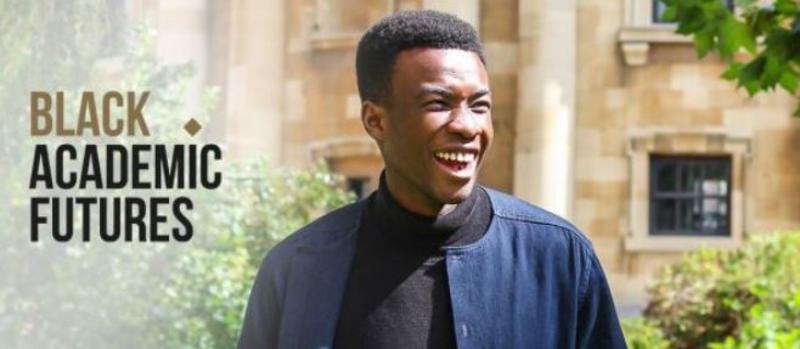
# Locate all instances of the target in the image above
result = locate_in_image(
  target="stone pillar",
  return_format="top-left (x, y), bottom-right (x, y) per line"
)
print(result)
top-left (223, 0), bottom-right (285, 162)
top-left (514, 0), bottom-right (577, 218)
top-left (422, 0), bottom-right (480, 31)
top-left (156, 0), bottom-right (209, 125)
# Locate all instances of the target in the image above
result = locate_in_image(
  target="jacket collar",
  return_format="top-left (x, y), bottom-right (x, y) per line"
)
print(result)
top-left (286, 187), bottom-right (508, 347)
top-left (293, 187), bottom-right (512, 252)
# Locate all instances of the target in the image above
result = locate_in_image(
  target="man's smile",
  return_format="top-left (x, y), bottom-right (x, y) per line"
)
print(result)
top-left (433, 148), bottom-right (479, 179)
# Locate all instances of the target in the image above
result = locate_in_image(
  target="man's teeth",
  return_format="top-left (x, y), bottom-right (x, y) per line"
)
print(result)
top-left (435, 152), bottom-right (476, 163)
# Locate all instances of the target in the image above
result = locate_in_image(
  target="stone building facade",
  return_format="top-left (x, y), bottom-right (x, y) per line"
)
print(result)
top-left (143, 0), bottom-right (800, 311)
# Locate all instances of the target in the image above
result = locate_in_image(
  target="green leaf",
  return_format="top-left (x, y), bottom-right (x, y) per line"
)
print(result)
top-left (694, 30), bottom-right (715, 58)
top-left (739, 56), bottom-right (766, 96)
top-left (775, 0), bottom-right (798, 15)
top-left (718, 15), bottom-right (756, 60)
top-left (760, 55), bottom-right (782, 89)
top-left (778, 69), bottom-right (798, 93)
top-left (661, 5), bottom-right (678, 22)
top-left (677, 7), bottom-right (709, 34)
top-left (743, 75), bottom-right (762, 96)
top-left (765, 27), bottom-right (793, 59)
top-left (749, 7), bottom-right (779, 37)
top-left (722, 62), bottom-right (744, 80)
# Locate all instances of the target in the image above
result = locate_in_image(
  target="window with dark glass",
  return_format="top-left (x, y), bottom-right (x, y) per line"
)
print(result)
top-left (346, 177), bottom-right (369, 199)
top-left (653, 0), bottom-right (735, 23)
top-left (649, 155), bottom-right (731, 236)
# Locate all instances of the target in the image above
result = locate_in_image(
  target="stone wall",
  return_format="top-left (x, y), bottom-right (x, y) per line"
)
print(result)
top-left (153, 0), bottom-right (800, 310)
top-left (576, 0), bottom-right (800, 308)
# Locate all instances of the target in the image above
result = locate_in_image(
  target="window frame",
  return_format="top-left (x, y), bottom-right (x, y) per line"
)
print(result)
top-left (648, 155), bottom-right (733, 237)
top-left (651, 0), bottom-right (735, 24)
top-left (624, 128), bottom-right (751, 252)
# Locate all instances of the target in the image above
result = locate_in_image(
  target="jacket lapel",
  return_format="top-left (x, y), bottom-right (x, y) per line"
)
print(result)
top-left (295, 241), bottom-right (356, 348)
top-left (279, 201), bottom-right (364, 348)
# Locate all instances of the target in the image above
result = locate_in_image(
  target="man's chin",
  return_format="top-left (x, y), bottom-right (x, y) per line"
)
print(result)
top-left (436, 181), bottom-right (476, 204)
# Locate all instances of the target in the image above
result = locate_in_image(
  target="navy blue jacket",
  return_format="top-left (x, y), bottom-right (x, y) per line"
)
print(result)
top-left (238, 188), bottom-right (627, 348)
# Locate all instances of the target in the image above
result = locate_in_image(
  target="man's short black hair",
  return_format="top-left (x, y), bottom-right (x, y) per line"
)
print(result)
top-left (355, 10), bottom-right (485, 104)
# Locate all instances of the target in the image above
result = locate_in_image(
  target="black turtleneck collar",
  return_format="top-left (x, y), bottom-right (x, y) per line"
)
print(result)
top-left (333, 171), bottom-right (493, 348)
top-left (368, 171), bottom-right (492, 250)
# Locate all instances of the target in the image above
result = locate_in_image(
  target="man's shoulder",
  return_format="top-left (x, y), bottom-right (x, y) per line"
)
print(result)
top-left (483, 187), bottom-right (593, 249)
top-left (262, 199), bottom-right (366, 264)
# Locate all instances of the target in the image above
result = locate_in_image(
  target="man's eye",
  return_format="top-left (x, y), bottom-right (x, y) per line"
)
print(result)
top-left (471, 102), bottom-right (491, 114)
top-left (425, 101), bottom-right (449, 110)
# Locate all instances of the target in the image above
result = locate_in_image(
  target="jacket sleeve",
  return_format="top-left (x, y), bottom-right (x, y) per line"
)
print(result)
top-left (238, 253), bottom-right (283, 349)
top-left (576, 253), bottom-right (628, 349)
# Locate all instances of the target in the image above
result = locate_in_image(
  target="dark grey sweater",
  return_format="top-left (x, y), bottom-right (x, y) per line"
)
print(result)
top-left (333, 175), bottom-right (492, 348)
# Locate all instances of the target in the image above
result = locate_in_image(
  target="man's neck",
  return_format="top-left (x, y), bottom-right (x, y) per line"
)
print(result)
top-left (383, 171), bottom-right (452, 217)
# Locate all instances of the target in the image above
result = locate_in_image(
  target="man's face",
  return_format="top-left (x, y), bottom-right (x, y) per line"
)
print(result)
top-left (372, 48), bottom-right (493, 216)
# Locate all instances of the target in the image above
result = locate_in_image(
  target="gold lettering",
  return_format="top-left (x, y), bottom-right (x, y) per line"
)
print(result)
top-left (103, 91), bottom-right (124, 136)
top-left (77, 92), bottom-right (100, 136)
top-left (30, 91), bottom-right (52, 136)
top-left (127, 91), bottom-right (150, 136)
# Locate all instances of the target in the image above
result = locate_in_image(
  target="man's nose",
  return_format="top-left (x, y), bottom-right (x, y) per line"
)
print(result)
top-left (446, 106), bottom-right (482, 139)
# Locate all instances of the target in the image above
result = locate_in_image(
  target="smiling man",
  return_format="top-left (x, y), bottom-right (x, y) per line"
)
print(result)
top-left (238, 10), bottom-right (626, 349)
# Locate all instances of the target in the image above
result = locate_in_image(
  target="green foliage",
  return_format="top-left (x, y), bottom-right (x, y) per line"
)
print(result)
top-left (0, 2), bottom-right (215, 347)
top-left (0, 2), bottom-right (354, 347)
top-left (0, 156), bottom-right (355, 348)
top-left (0, 0), bottom-right (111, 169)
top-left (710, 304), bottom-right (800, 349)
top-left (147, 159), bottom-right (355, 349)
top-left (660, 0), bottom-right (800, 116)
top-left (622, 317), bottom-right (670, 349)
top-left (643, 232), bottom-right (800, 348)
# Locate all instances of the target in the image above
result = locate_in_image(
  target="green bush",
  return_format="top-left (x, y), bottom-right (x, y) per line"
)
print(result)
top-left (147, 159), bottom-right (355, 348)
top-left (0, 156), bottom-right (355, 348)
top-left (643, 232), bottom-right (800, 348)
top-left (622, 317), bottom-right (670, 349)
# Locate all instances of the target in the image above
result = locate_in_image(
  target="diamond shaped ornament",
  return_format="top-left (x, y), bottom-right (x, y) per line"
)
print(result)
top-left (183, 118), bottom-right (202, 136)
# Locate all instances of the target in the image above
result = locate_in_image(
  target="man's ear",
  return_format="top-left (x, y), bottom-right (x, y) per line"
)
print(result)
top-left (361, 101), bottom-right (389, 143)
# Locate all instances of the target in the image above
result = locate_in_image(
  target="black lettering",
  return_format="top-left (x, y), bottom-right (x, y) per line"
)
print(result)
top-left (131, 144), bottom-right (151, 189)
top-left (52, 197), bottom-right (73, 242)
top-left (55, 144), bottom-right (77, 189)
top-left (107, 144), bottom-right (128, 189)
top-left (30, 145), bottom-right (53, 189)
top-left (79, 145), bottom-right (103, 189)
top-left (124, 197), bottom-right (147, 241)
top-left (155, 144), bottom-right (184, 189)
top-left (172, 197), bottom-right (193, 242)
top-left (188, 144), bottom-right (197, 189)
top-left (200, 145), bottom-right (222, 189)
top-left (75, 197), bottom-right (96, 242)
top-left (30, 197), bottom-right (49, 242)
top-left (99, 197), bottom-right (122, 241)
top-left (149, 197), bottom-right (170, 242)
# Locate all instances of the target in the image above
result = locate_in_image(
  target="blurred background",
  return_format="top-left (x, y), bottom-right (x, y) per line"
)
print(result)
top-left (1, 0), bottom-right (799, 348)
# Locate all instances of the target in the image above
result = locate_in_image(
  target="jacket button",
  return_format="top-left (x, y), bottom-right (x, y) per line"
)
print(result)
top-left (460, 323), bottom-right (470, 337)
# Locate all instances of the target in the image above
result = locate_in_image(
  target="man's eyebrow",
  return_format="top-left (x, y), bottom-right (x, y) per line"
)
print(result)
top-left (415, 86), bottom-right (491, 100)
top-left (469, 88), bottom-right (491, 101)
top-left (416, 86), bottom-right (454, 99)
